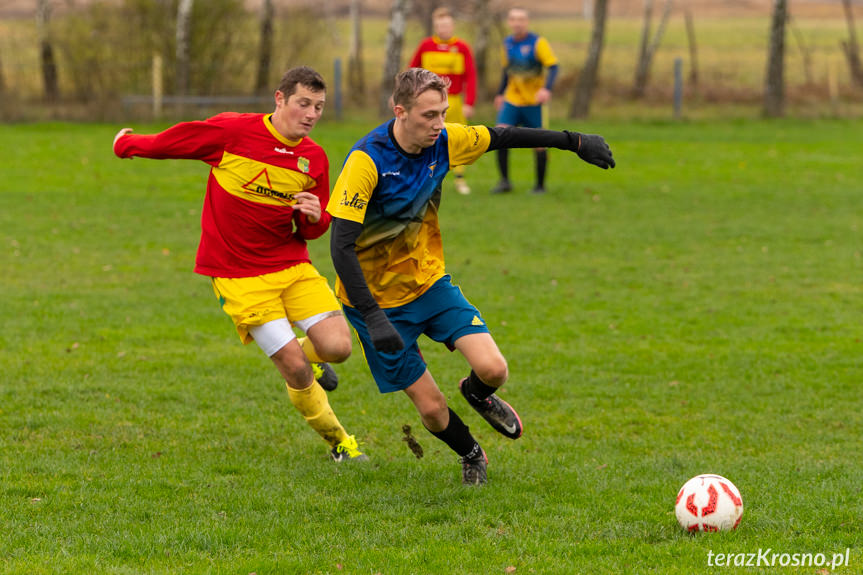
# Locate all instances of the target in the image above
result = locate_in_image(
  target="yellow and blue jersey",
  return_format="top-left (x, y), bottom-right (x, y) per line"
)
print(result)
top-left (327, 120), bottom-right (491, 308)
top-left (501, 32), bottom-right (558, 107)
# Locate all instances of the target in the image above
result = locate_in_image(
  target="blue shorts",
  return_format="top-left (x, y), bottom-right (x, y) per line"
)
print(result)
top-left (497, 101), bottom-right (544, 128)
top-left (343, 275), bottom-right (490, 393)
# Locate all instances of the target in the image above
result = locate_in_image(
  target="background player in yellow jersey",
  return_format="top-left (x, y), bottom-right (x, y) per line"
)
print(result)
top-left (492, 7), bottom-right (560, 195)
top-left (409, 7), bottom-right (477, 195)
top-left (112, 67), bottom-right (367, 462)
top-left (327, 68), bottom-right (614, 485)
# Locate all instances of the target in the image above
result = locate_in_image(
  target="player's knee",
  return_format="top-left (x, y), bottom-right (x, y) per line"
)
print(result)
top-left (273, 352), bottom-right (314, 388)
top-left (316, 337), bottom-right (352, 364)
top-left (417, 395), bottom-right (449, 426)
top-left (475, 358), bottom-right (508, 388)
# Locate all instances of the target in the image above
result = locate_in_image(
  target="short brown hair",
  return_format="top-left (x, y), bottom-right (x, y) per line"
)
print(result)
top-left (391, 68), bottom-right (451, 110)
top-left (432, 7), bottom-right (453, 20)
top-left (277, 66), bottom-right (326, 97)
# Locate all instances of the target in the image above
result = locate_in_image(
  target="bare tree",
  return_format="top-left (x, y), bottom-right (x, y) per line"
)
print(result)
top-left (176, 0), bottom-right (194, 97)
top-left (472, 0), bottom-right (492, 101)
top-left (380, 0), bottom-right (412, 116)
top-left (414, 0), bottom-right (441, 37)
top-left (348, 0), bottom-right (365, 101)
top-left (633, 0), bottom-right (673, 98)
top-left (254, 0), bottom-right (274, 95)
top-left (841, 0), bottom-right (863, 87)
top-left (764, 0), bottom-right (787, 118)
top-left (787, 13), bottom-right (813, 86)
top-left (0, 46), bottom-right (6, 95)
top-left (570, 0), bottom-right (609, 119)
top-left (36, 0), bottom-right (59, 100)
top-left (684, 8), bottom-right (698, 86)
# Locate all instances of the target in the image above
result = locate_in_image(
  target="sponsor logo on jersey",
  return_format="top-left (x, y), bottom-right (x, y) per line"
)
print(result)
top-left (382, 170), bottom-right (401, 177)
top-left (242, 168), bottom-right (296, 202)
top-left (340, 191), bottom-right (367, 210)
top-left (471, 315), bottom-right (484, 326)
top-left (274, 147), bottom-right (294, 155)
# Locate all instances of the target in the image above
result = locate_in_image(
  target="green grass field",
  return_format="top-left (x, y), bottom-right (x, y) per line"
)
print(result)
top-left (1, 117), bottom-right (862, 574)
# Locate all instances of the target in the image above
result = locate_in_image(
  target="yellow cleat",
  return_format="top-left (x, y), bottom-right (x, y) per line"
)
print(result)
top-left (330, 435), bottom-right (369, 462)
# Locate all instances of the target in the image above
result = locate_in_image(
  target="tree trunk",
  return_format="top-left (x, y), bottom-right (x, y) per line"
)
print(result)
top-left (635, 0), bottom-right (653, 89)
top-left (254, 0), bottom-right (274, 95)
top-left (348, 0), bottom-right (365, 102)
top-left (472, 0), bottom-right (492, 101)
top-left (380, 0), bottom-right (411, 116)
top-left (0, 46), bottom-right (6, 95)
top-left (633, 0), bottom-right (673, 98)
top-left (841, 0), bottom-right (863, 87)
top-left (684, 8), bottom-right (698, 86)
top-left (176, 0), bottom-right (194, 97)
top-left (787, 13), bottom-right (813, 86)
top-left (414, 0), bottom-right (440, 37)
top-left (36, 0), bottom-right (59, 101)
top-left (763, 0), bottom-right (787, 118)
top-left (570, 0), bottom-right (608, 119)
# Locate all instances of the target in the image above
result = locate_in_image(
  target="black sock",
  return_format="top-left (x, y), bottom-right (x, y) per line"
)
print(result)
top-left (463, 370), bottom-right (497, 402)
top-left (427, 408), bottom-right (479, 457)
top-left (497, 148), bottom-right (509, 181)
top-left (535, 149), bottom-right (547, 188)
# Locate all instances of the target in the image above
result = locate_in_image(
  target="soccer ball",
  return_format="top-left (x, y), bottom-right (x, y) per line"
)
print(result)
top-left (675, 474), bottom-right (743, 532)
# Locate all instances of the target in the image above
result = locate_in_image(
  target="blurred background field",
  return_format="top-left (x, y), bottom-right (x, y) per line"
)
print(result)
top-left (0, 0), bottom-right (861, 122)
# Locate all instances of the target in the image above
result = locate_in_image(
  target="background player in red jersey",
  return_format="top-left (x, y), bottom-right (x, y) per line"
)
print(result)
top-left (112, 67), bottom-right (367, 462)
top-left (409, 6), bottom-right (477, 195)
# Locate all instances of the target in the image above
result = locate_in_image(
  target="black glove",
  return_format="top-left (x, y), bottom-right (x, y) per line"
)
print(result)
top-left (363, 308), bottom-right (404, 353)
top-left (566, 131), bottom-right (616, 169)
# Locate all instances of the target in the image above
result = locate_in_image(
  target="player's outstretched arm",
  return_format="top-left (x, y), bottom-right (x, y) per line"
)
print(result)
top-left (487, 126), bottom-right (616, 169)
top-left (330, 218), bottom-right (404, 353)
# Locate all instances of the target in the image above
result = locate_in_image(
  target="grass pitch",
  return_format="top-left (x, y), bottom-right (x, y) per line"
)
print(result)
top-left (1, 118), bottom-right (861, 574)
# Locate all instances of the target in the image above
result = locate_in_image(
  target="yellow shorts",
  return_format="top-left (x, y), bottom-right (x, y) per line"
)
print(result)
top-left (211, 263), bottom-right (341, 345)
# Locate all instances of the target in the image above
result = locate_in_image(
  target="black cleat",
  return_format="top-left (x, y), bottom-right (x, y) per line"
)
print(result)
top-left (460, 446), bottom-right (488, 485)
top-left (529, 186), bottom-right (546, 195)
top-left (459, 378), bottom-right (523, 439)
top-left (490, 180), bottom-right (513, 195)
top-left (312, 362), bottom-right (338, 391)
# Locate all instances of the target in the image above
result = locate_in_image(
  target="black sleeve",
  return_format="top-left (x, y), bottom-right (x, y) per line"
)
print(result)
top-left (329, 217), bottom-right (380, 316)
top-left (487, 125), bottom-right (579, 152)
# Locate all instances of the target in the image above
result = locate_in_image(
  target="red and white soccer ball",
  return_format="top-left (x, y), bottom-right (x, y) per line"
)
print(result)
top-left (675, 474), bottom-right (743, 532)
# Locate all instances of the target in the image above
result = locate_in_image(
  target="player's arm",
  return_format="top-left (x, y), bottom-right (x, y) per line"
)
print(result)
top-left (326, 151), bottom-right (403, 353)
top-left (487, 126), bottom-right (616, 169)
top-left (536, 37), bottom-right (559, 104)
top-left (113, 120), bottom-right (227, 164)
top-left (462, 44), bottom-right (477, 109)
top-left (494, 69), bottom-right (509, 106)
top-left (329, 218), bottom-right (403, 352)
top-left (408, 41), bottom-right (425, 69)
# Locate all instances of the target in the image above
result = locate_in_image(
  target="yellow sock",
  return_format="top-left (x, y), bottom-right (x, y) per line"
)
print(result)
top-left (287, 381), bottom-right (348, 448)
top-left (297, 336), bottom-right (325, 364)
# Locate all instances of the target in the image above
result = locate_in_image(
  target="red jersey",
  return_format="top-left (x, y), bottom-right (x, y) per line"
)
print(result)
top-left (114, 113), bottom-right (331, 278)
top-left (409, 36), bottom-right (477, 106)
